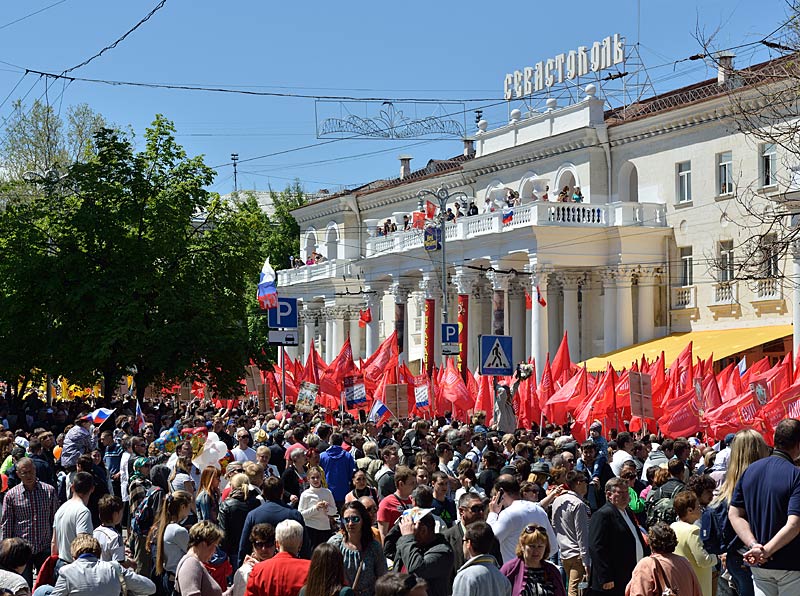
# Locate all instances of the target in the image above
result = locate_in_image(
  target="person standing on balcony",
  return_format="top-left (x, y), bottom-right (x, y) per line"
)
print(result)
top-left (467, 201), bottom-right (478, 216)
top-left (572, 187), bottom-right (584, 202)
top-left (558, 186), bottom-right (570, 202)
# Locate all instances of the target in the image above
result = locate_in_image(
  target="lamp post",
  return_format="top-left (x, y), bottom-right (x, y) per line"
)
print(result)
top-left (417, 186), bottom-right (468, 327)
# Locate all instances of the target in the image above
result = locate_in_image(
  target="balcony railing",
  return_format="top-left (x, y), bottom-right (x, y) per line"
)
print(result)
top-left (364, 201), bottom-right (667, 258)
top-left (277, 259), bottom-right (359, 287)
top-left (671, 285), bottom-right (697, 309)
top-left (754, 277), bottom-right (783, 301)
top-left (711, 281), bottom-right (738, 305)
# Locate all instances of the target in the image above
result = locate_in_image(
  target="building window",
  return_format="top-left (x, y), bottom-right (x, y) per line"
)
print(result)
top-left (718, 151), bottom-right (733, 195)
top-left (719, 240), bottom-right (734, 282)
top-left (760, 234), bottom-right (780, 278)
top-left (761, 143), bottom-right (777, 187)
top-left (680, 247), bottom-right (693, 286)
top-left (676, 161), bottom-right (692, 203)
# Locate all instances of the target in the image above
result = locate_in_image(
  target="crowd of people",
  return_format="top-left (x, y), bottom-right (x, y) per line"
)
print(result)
top-left (0, 393), bottom-right (796, 596)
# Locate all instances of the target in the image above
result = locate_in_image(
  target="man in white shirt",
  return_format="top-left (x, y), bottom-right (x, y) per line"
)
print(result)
top-left (232, 429), bottom-right (257, 463)
top-left (610, 432), bottom-right (635, 477)
top-left (486, 475), bottom-right (557, 564)
top-left (53, 471), bottom-right (94, 563)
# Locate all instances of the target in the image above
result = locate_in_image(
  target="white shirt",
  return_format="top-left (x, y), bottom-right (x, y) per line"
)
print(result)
top-left (487, 499), bottom-right (558, 564)
top-left (54, 499), bottom-right (93, 562)
top-left (93, 525), bottom-right (125, 562)
top-left (611, 450), bottom-right (634, 476)
top-left (619, 507), bottom-right (644, 562)
top-left (232, 446), bottom-right (257, 463)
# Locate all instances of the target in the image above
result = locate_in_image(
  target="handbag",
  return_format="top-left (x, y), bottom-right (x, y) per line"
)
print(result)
top-left (651, 556), bottom-right (678, 596)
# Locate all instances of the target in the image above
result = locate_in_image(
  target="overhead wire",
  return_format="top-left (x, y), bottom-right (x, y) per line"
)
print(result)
top-left (0, 0), bottom-right (68, 32)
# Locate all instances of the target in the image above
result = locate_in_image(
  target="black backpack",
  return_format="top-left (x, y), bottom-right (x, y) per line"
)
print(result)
top-left (644, 481), bottom-right (684, 528)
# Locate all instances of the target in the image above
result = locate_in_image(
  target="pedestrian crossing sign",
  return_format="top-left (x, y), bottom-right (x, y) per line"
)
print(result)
top-left (480, 335), bottom-right (513, 376)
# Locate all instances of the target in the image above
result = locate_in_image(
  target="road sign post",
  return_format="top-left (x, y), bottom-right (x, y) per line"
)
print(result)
top-left (479, 335), bottom-right (514, 376)
top-left (442, 323), bottom-right (459, 356)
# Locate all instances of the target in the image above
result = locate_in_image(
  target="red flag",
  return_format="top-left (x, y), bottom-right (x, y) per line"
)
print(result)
top-left (589, 363), bottom-right (618, 420)
top-left (319, 339), bottom-right (357, 406)
top-left (440, 358), bottom-right (473, 412)
top-left (425, 200), bottom-right (437, 219)
top-left (358, 308), bottom-right (373, 328)
top-left (536, 285), bottom-right (547, 307)
top-left (759, 382), bottom-right (800, 443)
top-left (525, 290), bottom-right (532, 310)
top-left (516, 362), bottom-right (539, 429)
top-left (373, 355), bottom-right (398, 406)
top-left (362, 332), bottom-right (398, 395)
top-left (551, 332), bottom-right (573, 385)
top-left (538, 355), bottom-right (554, 411)
top-left (545, 367), bottom-right (591, 424)
top-left (475, 373), bottom-right (493, 426)
top-left (302, 346), bottom-right (327, 385)
top-left (704, 388), bottom-right (763, 440)
top-left (658, 389), bottom-right (703, 438)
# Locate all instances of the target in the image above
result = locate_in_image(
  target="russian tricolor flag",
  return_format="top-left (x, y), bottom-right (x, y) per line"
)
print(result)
top-left (134, 400), bottom-right (146, 432)
top-left (84, 408), bottom-right (115, 425)
top-left (368, 399), bottom-right (392, 426)
top-left (257, 257), bottom-right (278, 310)
top-left (502, 208), bottom-right (514, 224)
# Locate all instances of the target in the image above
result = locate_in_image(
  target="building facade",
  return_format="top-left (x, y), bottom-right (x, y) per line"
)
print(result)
top-left (277, 55), bottom-right (798, 376)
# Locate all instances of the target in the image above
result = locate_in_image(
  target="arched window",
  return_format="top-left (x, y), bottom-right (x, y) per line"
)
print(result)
top-left (303, 229), bottom-right (318, 263)
top-left (325, 223), bottom-right (339, 261)
top-left (618, 161), bottom-right (639, 203)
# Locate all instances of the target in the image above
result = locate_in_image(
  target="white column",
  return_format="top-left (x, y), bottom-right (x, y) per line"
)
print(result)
top-left (637, 267), bottom-right (659, 344)
top-left (349, 312), bottom-right (362, 361)
top-left (332, 310), bottom-right (346, 357)
top-left (530, 268), bottom-right (550, 378)
top-left (363, 286), bottom-right (383, 357)
top-left (561, 272), bottom-right (582, 359)
top-left (602, 270), bottom-right (617, 354)
top-left (581, 273), bottom-right (600, 358)
top-left (616, 268), bottom-right (635, 350)
top-left (303, 310), bottom-right (315, 360)
top-left (547, 282), bottom-right (560, 356)
top-left (324, 315), bottom-right (334, 362)
top-left (510, 284), bottom-right (526, 365)
top-left (794, 242), bottom-right (800, 355)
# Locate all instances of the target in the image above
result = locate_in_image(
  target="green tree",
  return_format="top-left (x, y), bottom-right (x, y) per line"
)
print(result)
top-left (0, 115), bottom-right (268, 399)
top-left (0, 99), bottom-right (106, 181)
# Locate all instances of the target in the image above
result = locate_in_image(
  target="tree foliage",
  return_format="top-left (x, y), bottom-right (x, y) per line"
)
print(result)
top-left (0, 115), bottom-right (297, 399)
top-left (0, 99), bottom-right (106, 181)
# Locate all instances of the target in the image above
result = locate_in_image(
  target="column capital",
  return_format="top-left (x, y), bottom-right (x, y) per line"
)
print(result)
top-left (556, 270), bottom-right (586, 290)
top-left (419, 272), bottom-right (442, 300)
top-left (601, 267), bottom-right (617, 287)
top-left (323, 305), bottom-right (349, 319)
top-left (388, 281), bottom-right (412, 303)
top-left (526, 264), bottom-right (553, 287)
top-left (636, 265), bottom-right (663, 285)
top-left (486, 270), bottom-right (514, 291)
top-left (614, 266), bottom-right (637, 286)
top-left (453, 267), bottom-right (479, 295)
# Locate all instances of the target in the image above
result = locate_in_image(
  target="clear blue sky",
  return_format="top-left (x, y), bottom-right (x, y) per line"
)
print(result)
top-left (0, 0), bottom-right (793, 196)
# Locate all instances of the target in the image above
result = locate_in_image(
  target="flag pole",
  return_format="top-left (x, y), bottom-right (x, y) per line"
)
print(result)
top-left (281, 348), bottom-right (286, 412)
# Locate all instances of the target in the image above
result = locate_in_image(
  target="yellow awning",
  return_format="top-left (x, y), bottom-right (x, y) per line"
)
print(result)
top-left (581, 324), bottom-right (793, 372)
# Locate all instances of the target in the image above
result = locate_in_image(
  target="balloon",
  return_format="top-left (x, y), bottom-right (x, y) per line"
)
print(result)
top-left (193, 439), bottom-right (228, 471)
top-left (153, 438), bottom-right (166, 452)
top-left (218, 450), bottom-right (234, 473)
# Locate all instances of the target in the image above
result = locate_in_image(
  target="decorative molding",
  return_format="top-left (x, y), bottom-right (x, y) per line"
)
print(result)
top-left (419, 273), bottom-right (442, 300)
top-left (486, 270), bottom-right (514, 292)
top-left (388, 281), bottom-right (412, 304)
top-left (556, 271), bottom-right (585, 290)
top-left (453, 267), bottom-right (479, 295)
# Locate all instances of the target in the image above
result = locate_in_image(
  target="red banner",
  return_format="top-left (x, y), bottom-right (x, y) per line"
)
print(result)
top-left (424, 298), bottom-right (435, 377)
top-left (458, 294), bottom-right (469, 380)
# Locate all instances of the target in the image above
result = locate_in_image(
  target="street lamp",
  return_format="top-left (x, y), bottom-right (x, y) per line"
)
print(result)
top-left (416, 186), bottom-right (468, 325)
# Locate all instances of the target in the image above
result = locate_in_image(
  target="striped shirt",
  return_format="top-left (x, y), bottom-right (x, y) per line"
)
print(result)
top-left (0, 481), bottom-right (59, 554)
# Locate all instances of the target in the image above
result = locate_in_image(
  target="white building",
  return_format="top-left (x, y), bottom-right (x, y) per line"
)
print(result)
top-left (277, 53), bottom-right (798, 376)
